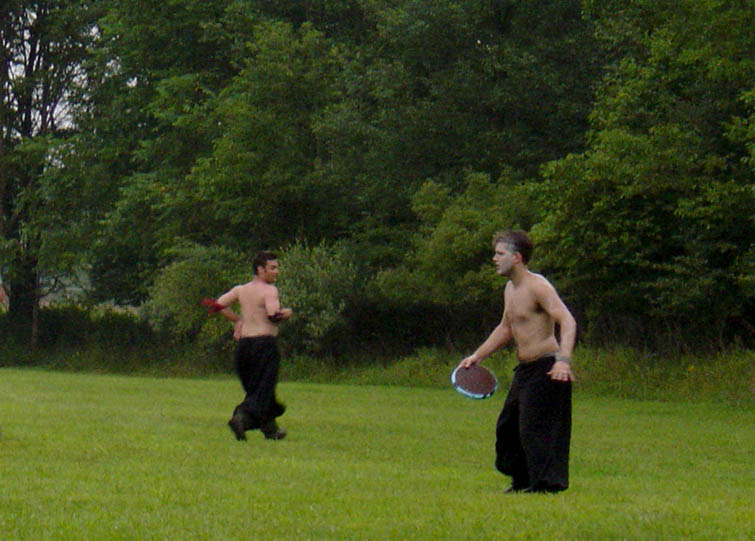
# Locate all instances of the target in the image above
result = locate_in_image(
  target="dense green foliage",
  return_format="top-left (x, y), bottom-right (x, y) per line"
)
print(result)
top-left (0, 0), bottom-right (101, 339)
top-left (275, 240), bottom-right (368, 353)
top-left (0, 0), bottom-right (752, 355)
top-left (536, 0), bottom-right (755, 348)
top-left (140, 242), bottom-right (249, 347)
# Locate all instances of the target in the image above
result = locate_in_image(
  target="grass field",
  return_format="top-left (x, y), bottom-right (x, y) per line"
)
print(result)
top-left (1, 368), bottom-right (753, 540)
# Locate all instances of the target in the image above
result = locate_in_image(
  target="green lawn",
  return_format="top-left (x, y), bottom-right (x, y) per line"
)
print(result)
top-left (1, 368), bottom-right (752, 540)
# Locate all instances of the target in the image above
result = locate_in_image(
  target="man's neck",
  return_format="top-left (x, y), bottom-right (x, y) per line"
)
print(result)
top-left (508, 265), bottom-right (529, 286)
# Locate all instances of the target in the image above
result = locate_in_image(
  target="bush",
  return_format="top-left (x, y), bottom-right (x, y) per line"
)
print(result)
top-left (276, 240), bottom-right (367, 355)
top-left (0, 304), bottom-right (153, 349)
top-left (377, 171), bottom-right (539, 308)
top-left (140, 243), bottom-right (249, 349)
top-left (88, 305), bottom-right (153, 346)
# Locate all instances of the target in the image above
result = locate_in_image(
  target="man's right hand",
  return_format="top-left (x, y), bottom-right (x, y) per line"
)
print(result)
top-left (458, 354), bottom-right (480, 369)
top-left (200, 298), bottom-right (226, 314)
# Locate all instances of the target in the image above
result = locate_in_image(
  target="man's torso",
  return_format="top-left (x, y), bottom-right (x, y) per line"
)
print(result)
top-left (505, 273), bottom-right (559, 362)
top-left (237, 281), bottom-right (279, 338)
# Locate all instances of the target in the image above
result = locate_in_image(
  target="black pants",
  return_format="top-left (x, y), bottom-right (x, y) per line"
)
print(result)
top-left (233, 336), bottom-right (285, 430)
top-left (495, 356), bottom-right (571, 492)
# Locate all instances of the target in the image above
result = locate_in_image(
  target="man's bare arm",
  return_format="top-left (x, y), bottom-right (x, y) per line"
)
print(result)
top-left (535, 279), bottom-right (577, 381)
top-left (264, 286), bottom-right (293, 322)
top-left (538, 284), bottom-right (576, 357)
top-left (269, 308), bottom-right (293, 322)
top-left (459, 314), bottom-right (513, 368)
top-left (213, 287), bottom-right (241, 323)
top-left (264, 286), bottom-right (281, 317)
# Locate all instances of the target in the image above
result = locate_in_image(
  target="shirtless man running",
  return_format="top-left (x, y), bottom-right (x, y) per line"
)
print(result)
top-left (207, 250), bottom-right (292, 441)
top-left (459, 230), bottom-right (576, 492)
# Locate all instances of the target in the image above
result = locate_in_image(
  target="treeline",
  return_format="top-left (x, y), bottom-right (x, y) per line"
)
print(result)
top-left (0, 0), bottom-right (752, 357)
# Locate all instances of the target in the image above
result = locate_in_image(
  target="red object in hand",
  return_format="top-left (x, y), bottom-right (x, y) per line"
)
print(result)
top-left (200, 298), bottom-right (226, 314)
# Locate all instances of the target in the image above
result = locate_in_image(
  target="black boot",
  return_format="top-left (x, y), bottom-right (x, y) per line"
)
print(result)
top-left (228, 413), bottom-right (247, 441)
top-left (261, 420), bottom-right (286, 440)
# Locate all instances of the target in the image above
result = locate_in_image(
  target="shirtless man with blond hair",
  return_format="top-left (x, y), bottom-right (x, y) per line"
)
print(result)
top-left (459, 229), bottom-right (576, 492)
top-left (207, 250), bottom-right (292, 441)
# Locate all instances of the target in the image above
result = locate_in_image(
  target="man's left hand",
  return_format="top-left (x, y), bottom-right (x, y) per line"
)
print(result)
top-left (547, 360), bottom-right (575, 382)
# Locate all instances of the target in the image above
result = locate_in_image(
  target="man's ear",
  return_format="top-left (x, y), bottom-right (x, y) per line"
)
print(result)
top-left (513, 251), bottom-right (523, 264)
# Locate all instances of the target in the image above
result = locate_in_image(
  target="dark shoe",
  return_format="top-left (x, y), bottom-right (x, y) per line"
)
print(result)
top-left (504, 485), bottom-right (525, 494)
top-left (523, 485), bottom-right (565, 494)
top-left (228, 414), bottom-right (246, 441)
top-left (261, 421), bottom-right (286, 440)
top-left (264, 429), bottom-right (286, 440)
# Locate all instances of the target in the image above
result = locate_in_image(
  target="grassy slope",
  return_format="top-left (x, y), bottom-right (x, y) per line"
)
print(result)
top-left (0, 368), bottom-right (753, 540)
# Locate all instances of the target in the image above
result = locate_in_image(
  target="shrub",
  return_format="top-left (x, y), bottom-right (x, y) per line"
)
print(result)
top-left (140, 243), bottom-right (249, 348)
top-left (276, 240), bottom-right (366, 354)
top-left (377, 171), bottom-right (539, 308)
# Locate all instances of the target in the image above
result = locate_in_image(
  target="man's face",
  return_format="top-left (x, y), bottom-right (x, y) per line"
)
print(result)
top-left (493, 242), bottom-right (517, 276)
top-left (257, 260), bottom-right (280, 283)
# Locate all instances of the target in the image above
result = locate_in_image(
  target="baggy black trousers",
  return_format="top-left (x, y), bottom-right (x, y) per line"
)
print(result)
top-left (233, 336), bottom-right (285, 430)
top-left (495, 356), bottom-right (571, 492)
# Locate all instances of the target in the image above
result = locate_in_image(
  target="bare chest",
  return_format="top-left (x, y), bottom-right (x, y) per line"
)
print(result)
top-left (505, 288), bottom-right (544, 325)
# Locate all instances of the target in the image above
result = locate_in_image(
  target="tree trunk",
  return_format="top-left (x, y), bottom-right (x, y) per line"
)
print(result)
top-left (7, 258), bottom-right (39, 348)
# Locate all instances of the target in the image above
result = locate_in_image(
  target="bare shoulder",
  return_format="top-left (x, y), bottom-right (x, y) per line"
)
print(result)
top-left (264, 281), bottom-right (279, 294)
top-left (234, 282), bottom-right (254, 294)
top-left (526, 272), bottom-right (563, 307)
top-left (502, 280), bottom-right (514, 305)
top-left (236, 281), bottom-right (277, 306)
top-left (234, 281), bottom-right (266, 298)
top-left (254, 280), bottom-right (280, 298)
top-left (527, 272), bottom-right (556, 293)
top-left (502, 280), bottom-right (512, 315)
top-left (527, 272), bottom-right (570, 315)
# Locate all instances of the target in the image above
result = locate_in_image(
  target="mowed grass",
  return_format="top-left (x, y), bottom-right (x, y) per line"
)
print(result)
top-left (0, 368), bottom-right (752, 540)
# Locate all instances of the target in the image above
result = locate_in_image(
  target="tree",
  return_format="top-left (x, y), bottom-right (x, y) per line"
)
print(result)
top-left (374, 170), bottom-right (542, 348)
top-left (81, 0), bottom-right (242, 304)
top-left (309, 0), bottom-right (605, 265)
top-left (0, 0), bottom-right (100, 345)
top-left (182, 20), bottom-right (344, 250)
top-left (378, 170), bottom-right (539, 306)
top-left (535, 0), bottom-right (755, 347)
